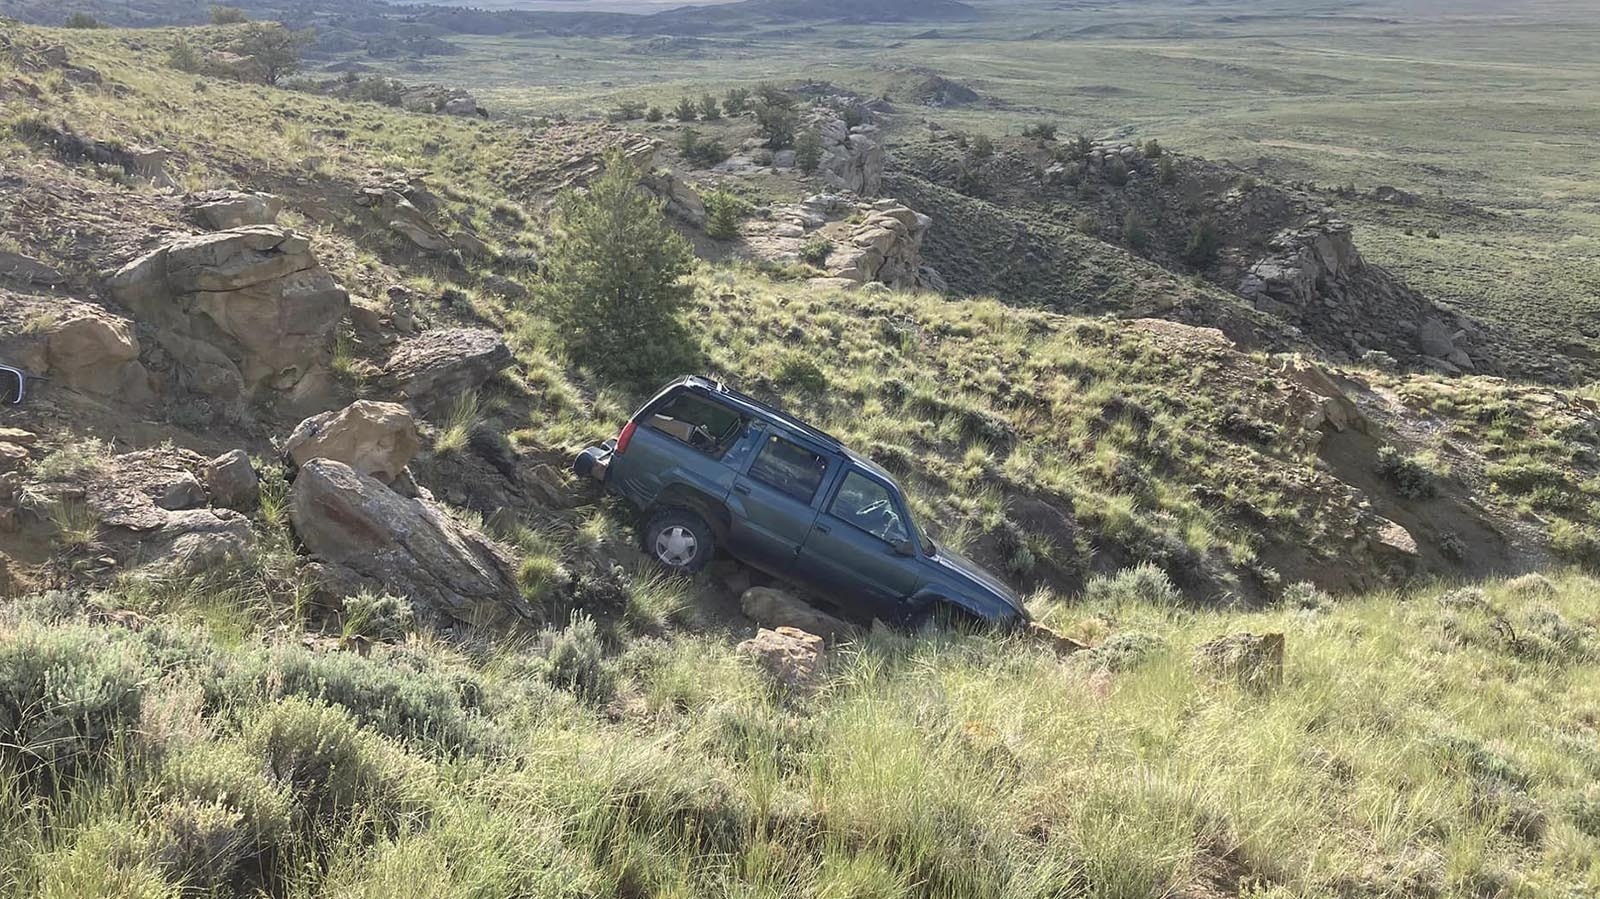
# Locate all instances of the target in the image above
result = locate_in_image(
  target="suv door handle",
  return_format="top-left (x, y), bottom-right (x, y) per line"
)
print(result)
top-left (732, 483), bottom-right (751, 495)
top-left (814, 522), bottom-right (831, 534)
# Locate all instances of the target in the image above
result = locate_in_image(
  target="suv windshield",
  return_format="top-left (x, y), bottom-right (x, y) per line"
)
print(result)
top-left (645, 391), bottom-right (744, 457)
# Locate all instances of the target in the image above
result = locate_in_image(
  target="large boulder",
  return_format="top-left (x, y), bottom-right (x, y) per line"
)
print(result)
top-left (826, 201), bottom-right (937, 289)
top-left (106, 226), bottom-right (349, 399)
top-left (380, 329), bottom-right (511, 416)
top-left (813, 114), bottom-right (885, 195)
top-left (184, 190), bottom-right (284, 231)
top-left (285, 401), bottom-right (420, 484)
top-left (205, 449), bottom-right (259, 511)
top-left (740, 586), bottom-right (853, 642)
top-left (289, 459), bottom-right (532, 628)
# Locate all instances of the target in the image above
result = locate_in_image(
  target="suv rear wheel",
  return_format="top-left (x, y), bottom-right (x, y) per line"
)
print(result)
top-left (644, 509), bottom-right (715, 574)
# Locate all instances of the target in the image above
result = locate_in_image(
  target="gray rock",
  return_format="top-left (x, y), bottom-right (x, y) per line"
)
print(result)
top-left (205, 449), bottom-right (259, 510)
top-left (185, 190), bottom-right (284, 230)
top-left (156, 473), bottom-right (207, 511)
top-left (0, 250), bottom-right (67, 286)
top-left (1417, 317), bottom-right (1457, 358)
top-left (381, 328), bottom-right (511, 416)
top-left (289, 459), bottom-right (532, 628)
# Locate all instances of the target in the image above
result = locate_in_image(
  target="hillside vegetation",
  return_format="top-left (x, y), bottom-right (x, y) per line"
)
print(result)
top-left (3, 17), bottom-right (1600, 899)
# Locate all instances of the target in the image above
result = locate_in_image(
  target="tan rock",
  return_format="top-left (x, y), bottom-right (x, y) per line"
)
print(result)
top-left (285, 400), bottom-right (420, 484)
top-left (1374, 518), bottom-right (1419, 556)
top-left (0, 443), bottom-right (28, 475)
top-left (738, 626), bottom-right (826, 691)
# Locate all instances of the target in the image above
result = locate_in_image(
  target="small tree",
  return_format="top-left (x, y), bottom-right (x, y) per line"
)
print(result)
top-left (227, 22), bottom-right (314, 85)
top-left (607, 100), bottom-right (646, 122)
top-left (167, 36), bottom-right (202, 72)
top-left (970, 134), bottom-right (994, 160)
top-left (754, 94), bottom-right (797, 150)
top-left (698, 94), bottom-right (720, 120)
top-left (1021, 121), bottom-right (1057, 141)
top-left (673, 96), bottom-right (698, 122)
top-left (1142, 138), bottom-right (1164, 159)
top-left (723, 87), bottom-right (750, 115)
top-left (704, 191), bottom-right (748, 241)
top-left (1183, 217), bottom-right (1220, 268)
top-left (539, 151), bottom-right (695, 383)
top-left (794, 128), bottom-right (822, 174)
top-left (677, 129), bottom-right (728, 168)
top-left (1122, 211), bottom-right (1148, 252)
top-left (210, 5), bottom-right (248, 24)
top-left (1157, 154), bottom-right (1176, 185)
top-left (645, 105), bottom-right (665, 122)
top-left (65, 12), bottom-right (104, 28)
top-left (1066, 133), bottom-right (1093, 160)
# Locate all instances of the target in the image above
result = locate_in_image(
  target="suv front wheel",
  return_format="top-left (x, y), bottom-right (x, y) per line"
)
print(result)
top-left (643, 509), bottom-right (715, 574)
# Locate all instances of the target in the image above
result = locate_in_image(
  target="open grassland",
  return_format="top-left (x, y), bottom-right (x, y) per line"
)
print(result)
top-left (5, 568), bottom-right (1600, 898)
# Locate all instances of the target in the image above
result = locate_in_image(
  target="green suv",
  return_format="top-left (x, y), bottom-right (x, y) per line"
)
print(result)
top-left (575, 376), bottom-right (1028, 627)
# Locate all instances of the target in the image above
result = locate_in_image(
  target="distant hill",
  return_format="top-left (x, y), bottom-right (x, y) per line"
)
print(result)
top-left (645, 0), bottom-right (981, 30)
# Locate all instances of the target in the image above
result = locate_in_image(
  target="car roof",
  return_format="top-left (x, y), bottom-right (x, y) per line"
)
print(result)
top-left (669, 376), bottom-right (899, 481)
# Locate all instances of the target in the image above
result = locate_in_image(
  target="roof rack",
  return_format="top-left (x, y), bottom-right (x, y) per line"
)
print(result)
top-left (695, 377), bottom-right (844, 450)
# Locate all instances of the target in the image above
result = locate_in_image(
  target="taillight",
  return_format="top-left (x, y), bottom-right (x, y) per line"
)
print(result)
top-left (615, 420), bottom-right (637, 454)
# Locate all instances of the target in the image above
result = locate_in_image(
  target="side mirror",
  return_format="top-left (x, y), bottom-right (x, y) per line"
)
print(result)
top-left (894, 539), bottom-right (917, 557)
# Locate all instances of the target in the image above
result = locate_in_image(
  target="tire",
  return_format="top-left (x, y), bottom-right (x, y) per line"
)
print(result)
top-left (907, 599), bottom-right (982, 634)
top-left (643, 509), bottom-right (715, 574)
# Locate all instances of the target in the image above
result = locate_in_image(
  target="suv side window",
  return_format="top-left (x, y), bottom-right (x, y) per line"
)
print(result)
top-left (829, 470), bottom-right (909, 545)
top-left (748, 433), bottom-right (828, 503)
top-left (644, 391), bottom-right (745, 458)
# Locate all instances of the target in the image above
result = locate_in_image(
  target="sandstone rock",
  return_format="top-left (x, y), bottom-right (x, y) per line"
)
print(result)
top-left (285, 400), bottom-right (420, 484)
top-left (740, 586), bottom-right (853, 642)
top-left (185, 190), bottom-right (284, 230)
top-left (43, 312), bottom-right (154, 402)
top-left (1373, 518), bottom-right (1419, 556)
top-left (205, 449), bottom-right (259, 510)
top-left (381, 329), bottom-right (511, 416)
top-left (0, 250), bottom-right (66, 286)
top-left (738, 626), bottom-right (826, 690)
top-left (145, 509), bottom-right (255, 577)
top-left (641, 168), bottom-right (706, 227)
top-left (1029, 621), bottom-right (1089, 655)
top-left (289, 459), bottom-right (532, 628)
top-left (442, 97), bottom-right (481, 117)
top-left (481, 275), bottom-right (529, 301)
top-left (0, 428), bottom-right (38, 446)
top-left (107, 226), bottom-right (349, 399)
top-left (0, 443), bottom-right (28, 475)
top-left (1278, 354), bottom-right (1365, 433)
top-left (453, 231), bottom-right (492, 259)
top-left (813, 115), bottom-right (884, 195)
top-left (825, 202), bottom-right (937, 289)
top-left (1195, 632), bottom-right (1284, 692)
top-left (1239, 221), bottom-right (1364, 310)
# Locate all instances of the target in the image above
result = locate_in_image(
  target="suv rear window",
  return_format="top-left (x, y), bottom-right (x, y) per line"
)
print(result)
top-left (645, 392), bottom-right (744, 457)
top-left (749, 433), bottom-right (828, 503)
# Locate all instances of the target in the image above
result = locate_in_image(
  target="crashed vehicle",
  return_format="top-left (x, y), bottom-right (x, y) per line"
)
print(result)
top-left (576, 376), bottom-right (1028, 627)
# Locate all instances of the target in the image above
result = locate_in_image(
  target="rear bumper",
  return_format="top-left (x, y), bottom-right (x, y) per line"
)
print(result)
top-left (573, 441), bottom-right (615, 482)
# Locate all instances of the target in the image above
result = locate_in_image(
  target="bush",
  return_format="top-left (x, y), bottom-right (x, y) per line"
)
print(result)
top-left (723, 87), bottom-right (750, 114)
top-left (1183, 217), bottom-right (1220, 268)
top-left (795, 128), bottom-right (823, 174)
top-left (1084, 563), bottom-right (1182, 607)
top-left (343, 591), bottom-right (415, 642)
top-left (1121, 211), bottom-right (1148, 252)
top-left (539, 613), bottom-right (615, 703)
top-left (210, 5), bottom-right (248, 24)
top-left (798, 236), bottom-right (832, 266)
top-left (704, 190), bottom-right (749, 240)
top-left (1157, 154), bottom-right (1176, 184)
top-left (161, 740), bottom-right (294, 856)
top-left (1088, 631), bottom-right (1167, 672)
top-left (232, 645), bottom-right (490, 755)
top-left (247, 699), bottom-right (401, 818)
top-left (754, 92), bottom-right (797, 149)
top-left (644, 105), bottom-right (664, 122)
top-left (1073, 212), bottom-right (1100, 236)
top-left (673, 96), bottom-right (698, 122)
top-left (1282, 581), bottom-right (1333, 613)
top-left (1104, 156), bottom-right (1130, 186)
top-left (150, 799), bottom-right (251, 890)
top-left (1375, 446), bottom-right (1441, 499)
top-left (167, 36), bottom-right (202, 73)
top-left (1021, 121), bottom-right (1057, 141)
top-left (65, 12), bottom-right (104, 27)
top-left (607, 100), bottom-right (646, 122)
top-left (698, 93), bottom-right (721, 120)
top-left (970, 134), bottom-right (994, 160)
top-left (677, 128), bottom-right (729, 168)
top-left (775, 352), bottom-right (829, 392)
top-left (0, 622), bottom-right (146, 775)
top-left (538, 150), bottom-right (695, 384)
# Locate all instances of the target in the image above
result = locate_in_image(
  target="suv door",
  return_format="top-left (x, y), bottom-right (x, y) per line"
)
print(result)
top-left (725, 428), bottom-right (831, 576)
top-left (795, 467), bottom-right (923, 621)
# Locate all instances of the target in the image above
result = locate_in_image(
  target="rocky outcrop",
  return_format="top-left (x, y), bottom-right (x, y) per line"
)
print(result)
top-left (1277, 354), bottom-right (1365, 434)
top-left (827, 201), bottom-right (939, 289)
top-left (0, 250), bottom-right (66, 287)
top-left (0, 297), bottom-right (155, 404)
top-left (814, 115), bottom-right (885, 196)
top-left (740, 586), bottom-right (853, 641)
top-left (184, 190), bottom-right (284, 231)
top-left (380, 329), bottom-right (511, 416)
top-left (107, 226), bottom-right (349, 400)
top-left (356, 173), bottom-right (489, 257)
top-left (289, 459), bottom-right (531, 628)
top-left (285, 401), bottom-right (420, 484)
top-left (641, 168), bottom-right (706, 227)
top-left (738, 626), bottom-right (827, 691)
top-left (1239, 220), bottom-right (1365, 310)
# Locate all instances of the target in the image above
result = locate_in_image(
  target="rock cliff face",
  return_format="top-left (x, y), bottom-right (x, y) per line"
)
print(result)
top-left (737, 195), bottom-right (944, 291)
top-left (107, 225), bottom-right (350, 402)
top-left (813, 114), bottom-right (885, 196)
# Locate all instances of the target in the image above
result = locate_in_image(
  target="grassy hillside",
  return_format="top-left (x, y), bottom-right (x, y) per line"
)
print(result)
top-left (5, 570), bottom-right (1600, 897)
top-left (5, 20), bottom-right (1600, 899)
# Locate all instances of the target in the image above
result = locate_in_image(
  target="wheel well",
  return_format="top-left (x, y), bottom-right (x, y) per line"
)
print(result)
top-left (650, 485), bottom-right (732, 543)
